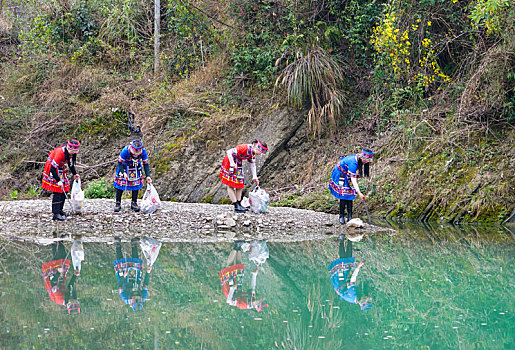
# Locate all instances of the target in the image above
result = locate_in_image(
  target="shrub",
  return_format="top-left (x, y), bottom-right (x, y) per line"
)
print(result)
top-left (84, 177), bottom-right (115, 199)
top-left (276, 46), bottom-right (346, 137)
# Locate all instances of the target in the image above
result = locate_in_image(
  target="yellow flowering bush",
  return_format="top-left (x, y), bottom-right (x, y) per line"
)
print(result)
top-left (371, 9), bottom-right (450, 89)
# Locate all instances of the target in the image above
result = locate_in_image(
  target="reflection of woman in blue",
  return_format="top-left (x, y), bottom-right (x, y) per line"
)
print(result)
top-left (113, 237), bottom-right (152, 311)
top-left (328, 235), bottom-right (372, 310)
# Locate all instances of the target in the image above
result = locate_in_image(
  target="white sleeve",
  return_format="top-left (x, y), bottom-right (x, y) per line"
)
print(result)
top-left (226, 149), bottom-right (236, 168)
top-left (350, 266), bottom-right (361, 284)
top-left (250, 162), bottom-right (257, 180)
top-left (226, 285), bottom-right (236, 304)
top-left (250, 270), bottom-right (258, 291)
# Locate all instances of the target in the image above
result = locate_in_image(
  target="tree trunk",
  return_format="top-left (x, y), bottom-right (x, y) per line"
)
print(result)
top-left (154, 0), bottom-right (160, 74)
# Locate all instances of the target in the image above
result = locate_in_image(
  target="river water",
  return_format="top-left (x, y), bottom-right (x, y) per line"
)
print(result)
top-left (0, 223), bottom-right (513, 349)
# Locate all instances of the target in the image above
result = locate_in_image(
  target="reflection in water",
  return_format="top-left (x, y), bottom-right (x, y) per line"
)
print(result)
top-left (42, 234), bottom-right (81, 314)
top-left (0, 225), bottom-right (513, 349)
top-left (329, 234), bottom-right (372, 310)
top-left (113, 237), bottom-right (160, 311)
top-left (218, 240), bottom-right (269, 312)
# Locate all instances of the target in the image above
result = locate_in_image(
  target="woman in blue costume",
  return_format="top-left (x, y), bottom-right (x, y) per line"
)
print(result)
top-left (329, 148), bottom-right (373, 224)
top-left (113, 237), bottom-right (153, 311)
top-left (113, 139), bottom-right (152, 212)
top-left (328, 235), bottom-right (373, 310)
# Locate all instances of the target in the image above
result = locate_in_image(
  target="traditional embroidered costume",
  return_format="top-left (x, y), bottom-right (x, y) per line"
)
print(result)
top-left (113, 238), bottom-right (150, 311)
top-left (328, 236), bottom-right (372, 310)
top-left (113, 140), bottom-right (150, 212)
top-left (220, 141), bottom-right (268, 213)
top-left (329, 149), bottom-right (373, 224)
top-left (329, 154), bottom-right (359, 200)
top-left (42, 140), bottom-right (80, 220)
top-left (42, 240), bottom-right (80, 313)
top-left (220, 144), bottom-right (256, 189)
top-left (113, 144), bottom-right (149, 192)
top-left (218, 264), bottom-right (266, 311)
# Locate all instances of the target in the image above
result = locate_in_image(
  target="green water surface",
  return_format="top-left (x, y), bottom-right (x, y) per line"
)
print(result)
top-left (0, 223), bottom-right (513, 349)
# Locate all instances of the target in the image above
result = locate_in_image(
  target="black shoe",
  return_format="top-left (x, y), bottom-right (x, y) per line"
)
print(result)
top-left (114, 202), bottom-right (121, 212)
top-left (339, 215), bottom-right (346, 225)
top-left (233, 240), bottom-right (246, 251)
top-left (234, 201), bottom-right (248, 213)
top-left (52, 213), bottom-right (66, 221)
top-left (131, 201), bottom-right (140, 212)
top-left (59, 210), bottom-right (68, 217)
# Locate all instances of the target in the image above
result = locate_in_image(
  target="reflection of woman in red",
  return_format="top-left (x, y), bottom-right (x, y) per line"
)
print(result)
top-left (219, 140), bottom-right (268, 213)
top-left (42, 234), bottom-right (81, 314)
top-left (218, 242), bottom-right (268, 312)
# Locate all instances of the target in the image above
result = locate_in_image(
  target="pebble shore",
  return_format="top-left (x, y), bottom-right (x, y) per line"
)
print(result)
top-left (0, 199), bottom-right (393, 243)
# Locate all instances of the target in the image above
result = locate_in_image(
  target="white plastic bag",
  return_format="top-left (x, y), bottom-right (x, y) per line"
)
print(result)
top-left (140, 237), bottom-right (162, 267)
top-left (249, 240), bottom-right (269, 265)
top-left (141, 184), bottom-right (162, 214)
top-left (71, 240), bottom-right (84, 272)
top-left (249, 186), bottom-right (270, 214)
top-left (71, 179), bottom-right (84, 214)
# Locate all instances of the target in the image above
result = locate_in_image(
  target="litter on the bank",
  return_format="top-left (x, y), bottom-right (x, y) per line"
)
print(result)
top-left (249, 186), bottom-right (270, 214)
top-left (71, 179), bottom-right (84, 214)
top-left (141, 184), bottom-right (162, 214)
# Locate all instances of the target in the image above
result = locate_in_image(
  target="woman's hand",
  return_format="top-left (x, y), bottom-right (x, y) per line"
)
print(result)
top-left (74, 174), bottom-right (80, 181)
top-left (146, 265), bottom-right (153, 273)
top-left (359, 192), bottom-right (365, 201)
top-left (358, 260), bottom-right (365, 268)
top-left (57, 181), bottom-right (63, 188)
top-left (253, 178), bottom-right (260, 186)
top-left (146, 177), bottom-right (152, 184)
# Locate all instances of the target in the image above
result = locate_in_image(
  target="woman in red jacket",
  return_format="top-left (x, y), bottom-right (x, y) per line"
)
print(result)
top-left (42, 139), bottom-right (81, 221)
top-left (219, 140), bottom-right (268, 212)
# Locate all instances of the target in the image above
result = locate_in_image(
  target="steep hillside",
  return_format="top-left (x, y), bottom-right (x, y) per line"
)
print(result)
top-left (0, 0), bottom-right (513, 222)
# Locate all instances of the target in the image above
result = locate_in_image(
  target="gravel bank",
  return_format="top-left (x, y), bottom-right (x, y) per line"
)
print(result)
top-left (0, 199), bottom-right (393, 243)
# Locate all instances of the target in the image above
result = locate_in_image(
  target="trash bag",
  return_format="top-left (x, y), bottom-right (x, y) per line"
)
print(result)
top-left (249, 186), bottom-right (270, 214)
top-left (71, 179), bottom-right (84, 214)
top-left (140, 237), bottom-right (162, 267)
top-left (71, 240), bottom-right (84, 272)
top-left (240, 196), bottom-right (250, 208)
top-left (249, 240), bottom-right (269, 265)
top-left (141, 184), bottom-right (162, 214)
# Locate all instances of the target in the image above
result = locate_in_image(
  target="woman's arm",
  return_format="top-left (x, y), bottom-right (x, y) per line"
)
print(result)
top-left (226, 148), bottom-right (236, 169)
top-left (350, 260), bottom-right (365, 284)
top-left (351, 176), bottom-right (364, 200)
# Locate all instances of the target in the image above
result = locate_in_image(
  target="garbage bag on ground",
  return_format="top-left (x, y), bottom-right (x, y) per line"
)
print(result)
top-left (249, 186), bottom-right (270, 214)
top-left (71, 240), bottom-right (84, 272)
top-left (141, 184), bottom-right (162, 214)
top-left (71, 179), bottom-right (84, 214)
top-left (240, 196), bottom-right (250, 208)
top-left (140, 237), bottom-right (162, 267)
top-left (249, 240), bottom-right (269, 265)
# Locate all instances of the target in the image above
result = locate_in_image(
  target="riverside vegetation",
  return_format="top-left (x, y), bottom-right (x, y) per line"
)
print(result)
top-left (0, 0), bottom-right (513, 223)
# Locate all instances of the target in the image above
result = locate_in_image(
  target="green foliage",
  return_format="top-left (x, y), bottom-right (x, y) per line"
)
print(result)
top-left (167, 0), bottom-right (217, 78)
top-left (469, 0), bottom-right (513, 36)
top-left (77, 110), bottom-right (130, 137)
top-left (231, 33), bottom-right (282, 87)
top-left (276, 46), bottom-right (346, 137)
top-left (84, 177), bottom-right (115, 199)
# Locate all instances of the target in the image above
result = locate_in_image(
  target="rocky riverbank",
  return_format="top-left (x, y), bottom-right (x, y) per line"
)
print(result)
top-left (0, 199), bottom-right (394, 243)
